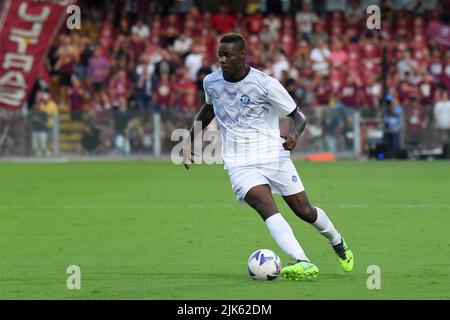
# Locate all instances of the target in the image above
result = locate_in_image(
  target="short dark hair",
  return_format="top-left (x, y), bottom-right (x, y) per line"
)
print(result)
top-left (219, 33), bottom-right (246, 51)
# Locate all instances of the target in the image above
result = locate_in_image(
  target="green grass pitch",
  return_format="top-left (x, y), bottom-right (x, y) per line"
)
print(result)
top-left (0, 160), bottom-right (449, 299)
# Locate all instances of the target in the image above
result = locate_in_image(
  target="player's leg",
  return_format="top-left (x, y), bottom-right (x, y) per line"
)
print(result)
top-left (282, 191), bottom-right (354, 272)
top-left (244, 184), bottom-right (309, 262)
top-left (282, 191), bottom-right (340, 242)
top-left (261, 157), bottom-right (353, 272)
top-left (227, 165), bottom-right (318, 279)
top-left (243, 185), bottom-right (319, 280)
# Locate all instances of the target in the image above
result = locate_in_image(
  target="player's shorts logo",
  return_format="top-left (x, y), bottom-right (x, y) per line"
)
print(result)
top-left (240, 94), bottom-right (251, 106)
top-left (292, 175), bottom-right (298, 183)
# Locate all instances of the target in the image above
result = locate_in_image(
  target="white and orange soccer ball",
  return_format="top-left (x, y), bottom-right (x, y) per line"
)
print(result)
top-left (247, 249), bottom-right (282, 280)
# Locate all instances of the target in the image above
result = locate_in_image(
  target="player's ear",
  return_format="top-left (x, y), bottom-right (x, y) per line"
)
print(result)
top-left (240, 48), bottom-right (246, 59)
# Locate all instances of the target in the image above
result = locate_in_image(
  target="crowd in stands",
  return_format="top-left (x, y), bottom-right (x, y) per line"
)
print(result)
top-left (25, 0), bottom-right (450, 155)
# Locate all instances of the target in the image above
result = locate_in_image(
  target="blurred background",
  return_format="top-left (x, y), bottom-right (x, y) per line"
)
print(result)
top-left (0, 0), bottom-right (449, 160)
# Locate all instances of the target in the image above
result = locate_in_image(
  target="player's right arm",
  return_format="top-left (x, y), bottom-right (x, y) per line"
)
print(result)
top-left (182, 103), bottom-right (215, 170)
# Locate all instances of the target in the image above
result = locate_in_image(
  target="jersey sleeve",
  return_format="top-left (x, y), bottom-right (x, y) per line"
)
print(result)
top-left (203, 77), bottom-right (213, 105)
top-left (266, 78), bottom-right (297, 115)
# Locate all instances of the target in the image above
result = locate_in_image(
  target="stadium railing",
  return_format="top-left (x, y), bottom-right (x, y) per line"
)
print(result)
top-left (0, 107), bottom-right (443, 160)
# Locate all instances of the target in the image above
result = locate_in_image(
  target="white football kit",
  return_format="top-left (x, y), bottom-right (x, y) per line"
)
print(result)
top-left (203, 67), bottom-right (305, 203)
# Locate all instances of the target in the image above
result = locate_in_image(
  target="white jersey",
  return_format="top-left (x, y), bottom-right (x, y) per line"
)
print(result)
top-left (203, 67), bottom-right (297, 169)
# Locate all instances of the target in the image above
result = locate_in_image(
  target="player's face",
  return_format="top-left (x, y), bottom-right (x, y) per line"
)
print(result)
top-left (218, 42), bottom-right (244, 76)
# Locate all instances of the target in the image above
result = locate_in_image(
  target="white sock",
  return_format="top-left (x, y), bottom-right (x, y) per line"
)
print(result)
top-left (265, 213), bottom-right (309, 262)
top-left (313, 207), bottom-right (342, 246)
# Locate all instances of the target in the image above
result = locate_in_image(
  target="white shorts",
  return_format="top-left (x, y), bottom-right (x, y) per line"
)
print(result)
top-left (226, 157), bottom-right (305, 204)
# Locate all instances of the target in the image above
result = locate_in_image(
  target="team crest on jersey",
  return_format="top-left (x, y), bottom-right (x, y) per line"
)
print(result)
top-left (292, 175), bottom-right (298, 183)
top-left (240, 94), bottom-right (251, 106)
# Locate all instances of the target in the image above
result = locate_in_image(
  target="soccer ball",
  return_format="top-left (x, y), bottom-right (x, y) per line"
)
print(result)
top-left (247, 249), bottom-right (282, 280)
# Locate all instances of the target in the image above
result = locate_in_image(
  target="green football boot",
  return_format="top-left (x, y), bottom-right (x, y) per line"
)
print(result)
top-left (280, 260), bottom-right (319, 280)
top-left (333, 237), bottom-right (354, 272)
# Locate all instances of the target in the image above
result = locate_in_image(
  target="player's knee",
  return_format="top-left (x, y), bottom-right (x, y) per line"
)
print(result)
top-left (297, 205), bottom-right (316, 223)
top-left (245, 194), bottom-right (276, 217)
top-left (253, 199), bottom-right (274, 215)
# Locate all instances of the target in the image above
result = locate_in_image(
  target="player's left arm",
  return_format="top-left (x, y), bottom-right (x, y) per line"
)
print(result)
top-left (266, 78), bottom-right (307, 151)
top-left (282, 107), bottom-right (307, 151)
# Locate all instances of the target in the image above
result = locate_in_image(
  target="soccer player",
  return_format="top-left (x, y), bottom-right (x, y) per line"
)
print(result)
top-left (182, 33), bottom-right (353, 280)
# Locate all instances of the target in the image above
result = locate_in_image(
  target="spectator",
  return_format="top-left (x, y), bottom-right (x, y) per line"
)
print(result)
top-left (442, 52), bottom-right (450, 91)
top-left (88, 47), bottom-right (111, 109)
top-left (55, 35), bottom-right (78, 106)
top-left (397, 50), bottom-right (419, 81)
top-left (280, 32), bottom-right (296, 59)
top-left (118, 16), bottom-right (130, 36)
top-left (260, 25), bottom-right (277, 45)
top-left (294, 60), bottom-right (315, 106)
top-left (81, 122), bottom-right (100, 154)
top-left (36, 91), bottom-right (59, 151)
top-left (173, 67), bottom-right (197, 112)
top-left (329, 41), bottom-right (348, 68)
top-left (310, 38), bottom-right (330, 76)
top-left (113, 99), bottom-right (132, 155)
top-left (295, 1), bottom-right (317, 41)
top-left (309, 19), bottom-right (329, 46)
top-left (127, 33), bottom-right (146, 67)
top-left (347, 0), bottom-right (364, 22)
top-left (364, 74), bottom-right (383, 110)
top-left (162, 13), bottom-right (181, 48)
top-left (397, 80), bottom-right (415, 104)
top-left (246, 10), bottom-right (264, 34)
top-left (109, 69), bottom-right (132, 109)
top-left (154, 73), bottom-right (173, 110)
top-left (340, 74), bottom-right (360, 109)
top-left (280, 70), bottom-right (296, 99)
top-left (433, 90), bottom-right (450, 145)
top-left (196, 64), bottom-right (213, 103)
top-left (110, 36), bottom-right (129, 73)
top-left (322, 108), bottom-right (340, 152)
top-left (417, 72), bottom-right (437, 107)
top-left (31, 102), bottom-right (49, 157)
top-left (127, 117), bottom-right (143, 152)
top-left (75, 36), bottom-right (94, 82)
top-left (173, 33), bottom-right (193, 58)
top-left (404, 96), bottom-right (427, 146)
top-left (154, 50), bottom-right (175, 82)
top-left (428, 50), bottom-right (443, 81)
top-left (184, 6), bottom-right (206, 37)
top-left (211, 5), bottom-right (236, 34)
top-left (131, 19), bottom-right (150, 40)
top-left (136, 59), bottom-right (154, 112)
top-left (264, 13), bottom-right (281, 40)
top-left (69, 79), bottom-right (87, 121)
top-left (185, 45), bottom-right (204, 81)
top-left (313, 74), bottom-right (332, 111)
top-left (272, 54), bottom-right (290, 81)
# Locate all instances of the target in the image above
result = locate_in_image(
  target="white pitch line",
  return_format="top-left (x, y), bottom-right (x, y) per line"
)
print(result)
top-left (325, 204), bottom-right (450, 209)
top-left (0, 204), bottom-right (450, 210)
top-left (0, 204), bottom-right (233, 210)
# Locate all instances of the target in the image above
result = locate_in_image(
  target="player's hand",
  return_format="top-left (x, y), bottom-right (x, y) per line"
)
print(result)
top-left (281, 133), bottom-right (297, 151)
top-left (182, 144), bottom-right (195, 170)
